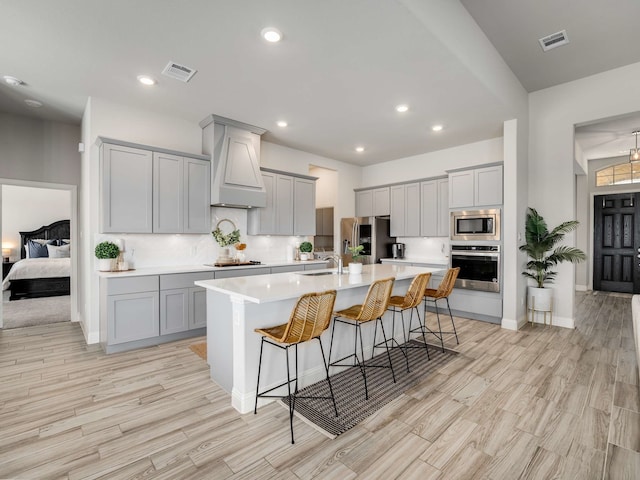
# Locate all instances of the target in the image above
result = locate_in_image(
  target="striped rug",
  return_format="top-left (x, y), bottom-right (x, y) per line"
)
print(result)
top-left (280, 340), bottom-right (458, 438)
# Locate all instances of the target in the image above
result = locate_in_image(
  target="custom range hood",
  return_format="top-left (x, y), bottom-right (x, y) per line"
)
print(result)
top-left (200, 114), bottom-right (267, 208)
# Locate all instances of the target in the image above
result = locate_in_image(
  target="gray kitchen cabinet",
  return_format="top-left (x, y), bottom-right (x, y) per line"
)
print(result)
top-left (153, 152), bottom-right (184, 233)
top-left (214, 267), bottom-right (271, 279)
top-left (248, 169), bottom-right (316, 236)
top-left (449, 164), bottom-right (502, 208)
top-left (421, 177), bottom-right (449, 237)
top-left (355, 187), bottom-right (390, 217)
top-left (190, 287), bottom-right (207, 329)
top-left (101, 143), bottom-right (153, 233)
top-left (99, 137), bottom-right (210, 234)
top-left (160, 288), bottom-right (189, 335)
top-left (390, 183), bottom-right (420, 237)
top-left (104, 275), bottom-right (160, 346)
top-left (159, 272), bottom-right (213, 334)
top-left (294, 177), bottom-right (316, 236)
top-left (271, 265), bottom-right (305, 274)
top-left (183, 158), bottom-right (211, 233)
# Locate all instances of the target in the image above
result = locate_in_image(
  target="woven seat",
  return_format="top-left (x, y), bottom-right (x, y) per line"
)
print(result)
top-left (254, 290), bottom-right (337, 444)
top-left (328, 277), bottom-right (395, 400)
top-left (422, 267), bottom-right (460, 352)
top-left (383, 272), bottom-right (432, 372)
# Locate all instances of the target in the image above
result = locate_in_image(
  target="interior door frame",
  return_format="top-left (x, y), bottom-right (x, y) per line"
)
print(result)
top-left (0, 178), bottom-right (78, 329)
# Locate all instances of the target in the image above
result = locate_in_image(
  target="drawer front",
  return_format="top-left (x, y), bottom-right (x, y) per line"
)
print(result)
top-left (160, 271), bottom-right (214, 290)
top-left (105, 275), bottom-right (159, 295)
top-left (271, 265), bottom-right (304, 274)
top-left (305, 262), bottom-right (329, 271)
top-left (214, 267), bottom-right (271, 279)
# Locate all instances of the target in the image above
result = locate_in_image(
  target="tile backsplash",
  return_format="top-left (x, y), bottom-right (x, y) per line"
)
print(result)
top-left (94, 207), bottom-right (312, 268)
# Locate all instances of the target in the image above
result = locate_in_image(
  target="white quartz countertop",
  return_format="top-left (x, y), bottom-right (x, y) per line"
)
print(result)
top-left (97, 259), bottom-right (328, 278)
top-left (195, 263), bottom-right (444, 304)
top-left (380, 257), bottom-right (448, 266)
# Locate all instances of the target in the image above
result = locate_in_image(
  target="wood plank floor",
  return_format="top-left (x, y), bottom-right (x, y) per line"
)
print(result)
top-left (0, 291), bottom-right (638, 479)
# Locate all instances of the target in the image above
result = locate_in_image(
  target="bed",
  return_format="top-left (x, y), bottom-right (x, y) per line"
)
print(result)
top-left (2, 220), bottom-right (71, 300)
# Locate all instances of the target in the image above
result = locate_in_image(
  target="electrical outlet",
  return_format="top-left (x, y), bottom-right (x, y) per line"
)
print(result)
top-left (191, 246), bottom-right (198, 256)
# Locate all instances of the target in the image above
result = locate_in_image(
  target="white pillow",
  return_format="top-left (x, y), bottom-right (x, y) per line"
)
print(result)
top-left (46, 243), bottom-right (70, 258)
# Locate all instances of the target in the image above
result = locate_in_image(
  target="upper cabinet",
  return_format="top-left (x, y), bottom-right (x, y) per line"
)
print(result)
top-left (99, 138), bottom-right (210, 234)
top-left (355, 187), bottom-right (390, 217)
top-left (449, 164), bottom-right (502, 209)
top-left (248, 169), bottom-right (317, 236)
top-left (390, 183), bottom-right (420, 237)
top-left (421, 177), bottom-right (449, 237)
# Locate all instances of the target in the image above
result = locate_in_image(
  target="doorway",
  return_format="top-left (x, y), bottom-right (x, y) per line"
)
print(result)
top-left (0, 179), bottom-right (78, 329)
top-left (593, 192), bottom-right (640, 293)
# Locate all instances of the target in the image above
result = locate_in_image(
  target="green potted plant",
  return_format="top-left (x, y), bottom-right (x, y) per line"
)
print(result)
top-left (299, 241), bottom-right (313, 261)
top-left (347, 245), bottom-right (364, 274)
top-left (95, 241), bottom-right (120, 271)
top-left (519, 207), bottom-right (586, 312)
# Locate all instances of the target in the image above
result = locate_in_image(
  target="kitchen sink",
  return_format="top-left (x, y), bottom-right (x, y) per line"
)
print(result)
top-left (297, 271), bottom-right (340, 276)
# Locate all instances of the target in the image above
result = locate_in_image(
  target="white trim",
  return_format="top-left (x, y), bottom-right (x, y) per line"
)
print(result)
top-left (501, 317), bottom-right (519, 331)
top-left (0, 178), bottom-right (78, 330)
top-left (575, 284), bottom-right (588, 292)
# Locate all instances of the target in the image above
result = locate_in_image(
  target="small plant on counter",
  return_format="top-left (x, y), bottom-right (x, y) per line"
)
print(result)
top-left (94, 241), bottom-right (120, 259)
top-left (299, 241), bottom-right (313, 253)
top-left (347, 245), bottom-right (365, 263)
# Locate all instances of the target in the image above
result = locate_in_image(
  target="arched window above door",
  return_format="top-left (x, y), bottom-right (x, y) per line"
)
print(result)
top-left (596, 162), bottom-right (640, 186)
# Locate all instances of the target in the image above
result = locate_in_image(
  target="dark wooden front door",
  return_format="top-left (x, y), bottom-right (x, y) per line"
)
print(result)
top-left (593, 193), bottom-right (640, 293)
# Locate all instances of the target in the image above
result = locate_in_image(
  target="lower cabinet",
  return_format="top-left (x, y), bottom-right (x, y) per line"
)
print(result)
top-left (108, 291), bottom-right (160, 344)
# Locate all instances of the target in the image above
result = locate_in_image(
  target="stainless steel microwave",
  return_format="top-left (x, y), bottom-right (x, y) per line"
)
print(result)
top-left (450, 208), bottom-right (500, 241)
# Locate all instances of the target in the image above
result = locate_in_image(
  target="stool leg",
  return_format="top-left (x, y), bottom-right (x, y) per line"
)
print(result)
top-left (285, 344), bottom-right (295, 444)
top-left (434, 300), bottom-right (445, 353)
top-left (254, 337), bottom-right (265, 414)
top-left (400, 310), bottom-right (409, 372)
top-left (413, 306), bottom-right (430, 360)
top-left (328, 317), bottom-right (337, 370)
top-left (317, 338), bottom-right (339, 417)
top-left (357, 323), bottom-right (369, 400)
top-left (446, 297), bottom-right (459, 345)
top-left (378, 317), bottom-right (396, 383)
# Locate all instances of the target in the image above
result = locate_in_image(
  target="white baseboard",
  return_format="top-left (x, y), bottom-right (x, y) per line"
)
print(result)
top-left (527, 313), bottom-right (574, 329)
top-left (575, 284), bottom-right (588, 292)
top-left (501, 317), bottom-right (519, 331)
top-left (78, 320), bottom-right (99, 344)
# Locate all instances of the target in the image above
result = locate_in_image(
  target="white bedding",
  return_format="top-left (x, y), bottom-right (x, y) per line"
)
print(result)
top-left (2, 258), bottom-right (71, 291)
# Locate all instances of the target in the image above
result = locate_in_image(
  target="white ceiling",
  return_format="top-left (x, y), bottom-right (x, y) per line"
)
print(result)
top-left (1, 1), bottom-right (638, 166)
top-left (575, 112), bottom-right (640, 162)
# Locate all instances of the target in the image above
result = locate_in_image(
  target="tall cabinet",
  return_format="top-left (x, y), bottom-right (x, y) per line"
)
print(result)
top-left (98, 138), bottom-right (211, 234)
top-left (390, 183), bottom-right (420, 237)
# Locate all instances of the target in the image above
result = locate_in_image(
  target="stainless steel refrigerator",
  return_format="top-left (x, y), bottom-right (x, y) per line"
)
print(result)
top-left (340, 217), bottom-right (396, 265)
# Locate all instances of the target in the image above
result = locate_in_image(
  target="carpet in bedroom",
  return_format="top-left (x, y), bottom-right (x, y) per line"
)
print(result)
top-left (2, 295), bottom-right (71, 329)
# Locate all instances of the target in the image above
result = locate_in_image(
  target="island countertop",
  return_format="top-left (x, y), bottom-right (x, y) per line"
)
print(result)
top-left (195, 263), bottom-right (442, 304)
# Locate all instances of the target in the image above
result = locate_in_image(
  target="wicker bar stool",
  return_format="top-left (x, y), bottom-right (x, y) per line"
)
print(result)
top-left (254, 290), bottom-right (337, 444)
top-left (422, 267), bottom-right (460, 352)
top-left (383, 272), bottom-right (432, 372)
top-left (328, 277), bottom-right (395, 400)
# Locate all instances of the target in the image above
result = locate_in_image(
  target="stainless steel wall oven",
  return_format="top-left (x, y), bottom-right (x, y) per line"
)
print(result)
top-left (450, 245), bottom-right (500, 293)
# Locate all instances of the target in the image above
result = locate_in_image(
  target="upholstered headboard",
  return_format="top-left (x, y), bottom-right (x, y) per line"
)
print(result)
top-left (19, 220), bottom-right (71, 259)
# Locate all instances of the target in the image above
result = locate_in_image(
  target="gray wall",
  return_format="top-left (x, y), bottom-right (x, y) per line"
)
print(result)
top-left (0, 113), bottom-right (81, 186)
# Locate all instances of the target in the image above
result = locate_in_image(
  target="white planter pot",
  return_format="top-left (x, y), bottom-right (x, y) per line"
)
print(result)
top-left (300, 253), bottom-right (309, 261)
top-left (349, 262), bottom-right (363, 274)
top-left (97, 258), bottom-right (115, 271)
top-left (528, 286), bottom-right (553, 312)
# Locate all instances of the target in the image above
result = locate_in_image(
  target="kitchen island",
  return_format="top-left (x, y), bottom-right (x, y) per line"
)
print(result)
top-left (195, 263), bottom-right (442, 413)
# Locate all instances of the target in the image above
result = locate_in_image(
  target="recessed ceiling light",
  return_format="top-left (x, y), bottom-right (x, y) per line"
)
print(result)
top-left (277, 120), bottom-right (288, 128)
top-left (261, 27), bottom-right (283, 43)
top-left (137, 75), bottom-right (157, 86)
top-left (355, 146), bottom-right (365, 153)
top-left (24, 99), bottom-right (43, 108)
top-left (3, 75), bottom-right (23, 86)
top-left (432, 125), bottom-right (443, 132)
top-left (396, 104), bottom-right (409, 113)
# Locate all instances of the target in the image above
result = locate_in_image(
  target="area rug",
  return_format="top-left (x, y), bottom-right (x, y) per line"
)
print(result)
top-left (189, 342), bottom-right (207, 360)
top-left (2, 295), bottom-right (70, 329)
top-left (280, 340), bottom-right (458, 438)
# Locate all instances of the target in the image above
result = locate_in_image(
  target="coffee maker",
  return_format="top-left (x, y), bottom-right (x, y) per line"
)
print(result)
top-left (391, 243), bottom-right (405, 259)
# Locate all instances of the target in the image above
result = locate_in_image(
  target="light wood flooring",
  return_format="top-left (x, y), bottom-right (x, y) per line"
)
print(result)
top-left (0, 292), bottom-right (638, 479)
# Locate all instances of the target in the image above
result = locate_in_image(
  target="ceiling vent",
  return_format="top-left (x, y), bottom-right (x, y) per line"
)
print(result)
top-left (539, 30), bottom-right (569, 52)
top-left (161, 61), bottom-right (197, 82)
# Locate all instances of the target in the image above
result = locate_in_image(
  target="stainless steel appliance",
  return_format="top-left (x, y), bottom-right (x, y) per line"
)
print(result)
top-left (391, 243), bottom-right (405, 259)
top-left (340, 217), bottom-right (396, 265)
top-left (450, 208), bottom-right (500, 241)
top-left (450, 245), bottom-right (500, 292)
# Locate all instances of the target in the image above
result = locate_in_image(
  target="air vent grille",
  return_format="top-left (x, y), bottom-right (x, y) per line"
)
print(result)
top-left (539, 30), bottom-right (569, 52)
top-left (161, 61), bottom-right (197, 82)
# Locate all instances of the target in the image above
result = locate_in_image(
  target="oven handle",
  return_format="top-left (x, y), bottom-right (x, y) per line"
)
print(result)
top-left (451, 252), bottom-right (500, 258)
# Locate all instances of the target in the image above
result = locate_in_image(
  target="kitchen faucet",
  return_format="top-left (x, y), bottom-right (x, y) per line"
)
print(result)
top-left (323, 254), bottom-right (343, 274)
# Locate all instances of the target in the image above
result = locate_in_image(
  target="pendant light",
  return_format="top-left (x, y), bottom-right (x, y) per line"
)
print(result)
top-left (630, 131), bottom-right (640, 163)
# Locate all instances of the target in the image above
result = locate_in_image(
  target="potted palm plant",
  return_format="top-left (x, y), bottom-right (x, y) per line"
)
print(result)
top-left (519, 208), bottom-right (586, 312)
top-left (347, 245), bottom-right (364, 274)
top-left (95, 241), bottom-right (120, 271)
